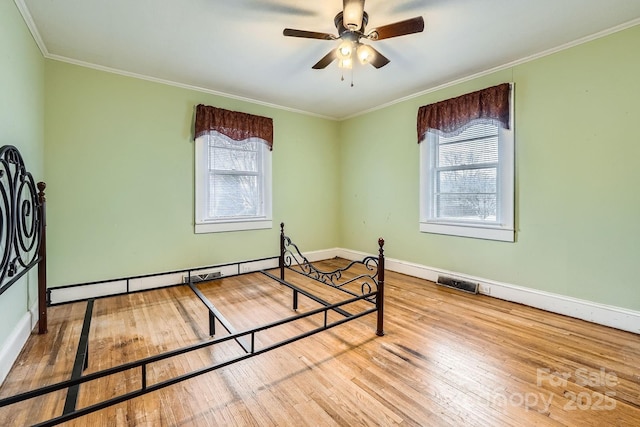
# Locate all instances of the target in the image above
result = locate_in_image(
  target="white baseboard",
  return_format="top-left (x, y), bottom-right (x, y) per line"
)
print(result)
top-left (294, 248), bottom-right (341, 263)
top-left (49, 251), bottom-right (343, 305)
top-left (5, 247), bottom-right (636, 393)
top-left (336, 248), bottom-right (640, 335)
top-left (0, 300), bottom-right (38, 386)
top-left (45, 247), bottom-right (640, 335)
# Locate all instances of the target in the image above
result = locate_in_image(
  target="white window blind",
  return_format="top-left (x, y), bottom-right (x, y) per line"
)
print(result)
top-left (195, 132), bottom-right (272, 233)
top-left (208, 137), bottom-right (264, 219)
top-left (431, 123), bottom-right (499, 222)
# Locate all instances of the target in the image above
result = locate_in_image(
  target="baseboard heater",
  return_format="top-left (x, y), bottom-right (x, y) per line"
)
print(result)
top-left (436, 275), bottom-right (478, 294)
top-left (183, 272), bottom-right (222, 284)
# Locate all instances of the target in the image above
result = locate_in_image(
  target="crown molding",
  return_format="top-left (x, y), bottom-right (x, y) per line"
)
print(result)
top-left (13, 0), bottom-right (337, 121)
top-left (45, 54), bottom-right (337, 121)
top-left (14, 0), bottom-right (48, 56)
top-left (14, 0), bottom-right (640, 121)
top-left (344, 17), bottom-right (640, 120)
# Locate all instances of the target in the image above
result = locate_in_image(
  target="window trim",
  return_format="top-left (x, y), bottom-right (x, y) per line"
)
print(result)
top-left (419, 85), bottom-right (515, 242)
top-left (194, 133), bottom-right (272, 234)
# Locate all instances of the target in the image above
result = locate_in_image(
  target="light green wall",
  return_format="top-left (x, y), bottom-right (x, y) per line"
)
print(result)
top-left (340, 25), bottom-right (640, 311)
top-left (8, 7), bottom-right (639, 339)
top-left (44, 61), bottom-right (341, 286)
top-left (0, 1), bottom-right (45, 348)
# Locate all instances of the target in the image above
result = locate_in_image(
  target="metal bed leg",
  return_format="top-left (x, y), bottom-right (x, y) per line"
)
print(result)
top-left (376, 238), bottom-right (385, 337)
top-left (279, 222), bottom-right (285, 281)
top-left (293, 290), bottom-right (298, 310)
top-left (37, 182), bottom-right (48, 335)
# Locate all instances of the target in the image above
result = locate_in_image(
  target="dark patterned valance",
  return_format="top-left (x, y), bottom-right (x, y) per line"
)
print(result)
top-left (194, 104), bottom-right (273, 150)
top-left (417, 83), bottom-right (511, 142)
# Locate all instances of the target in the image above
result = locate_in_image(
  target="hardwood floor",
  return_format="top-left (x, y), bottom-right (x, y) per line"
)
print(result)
top-left (1, 259), bottom-right (639, 426)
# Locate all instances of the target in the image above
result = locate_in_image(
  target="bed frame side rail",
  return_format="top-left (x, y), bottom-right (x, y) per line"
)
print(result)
top-left (0, 287), bottom-right (377, 427)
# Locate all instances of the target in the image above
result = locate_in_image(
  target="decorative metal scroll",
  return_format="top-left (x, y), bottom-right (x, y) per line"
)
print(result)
top-left (0, 145), bottom-right (44, 296)
top-left (281, 232), bottom-right (380, 302)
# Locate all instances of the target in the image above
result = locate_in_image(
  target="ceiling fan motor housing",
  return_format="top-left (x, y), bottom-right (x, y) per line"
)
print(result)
top-left (334, 11), bottom-right (369, 39)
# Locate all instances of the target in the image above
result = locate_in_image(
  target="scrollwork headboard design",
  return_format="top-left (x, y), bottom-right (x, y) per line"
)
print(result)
top-left (281, 233), bottom-right (381, 300)
top-left (0, 145), bottom-right (47, 333)
top-left (278, 222), bottom-right (385, 336)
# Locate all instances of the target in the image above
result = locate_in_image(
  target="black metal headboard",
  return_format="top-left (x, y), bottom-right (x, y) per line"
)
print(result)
top-left (0, 145), bottom-right (47, 333)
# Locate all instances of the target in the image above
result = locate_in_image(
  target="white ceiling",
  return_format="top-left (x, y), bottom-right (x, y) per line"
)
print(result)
top-left (18, 0), bottom-right (640, 120)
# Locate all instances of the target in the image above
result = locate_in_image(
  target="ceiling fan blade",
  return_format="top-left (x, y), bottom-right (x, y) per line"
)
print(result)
top-left (368, 16), bottom-right (424, 40)
top-left (367, 46), bottom-right (390, 69)
top-left (312, 50), bottom-right (337, 69)
top-left (283, 29), bottom-right (336, 40)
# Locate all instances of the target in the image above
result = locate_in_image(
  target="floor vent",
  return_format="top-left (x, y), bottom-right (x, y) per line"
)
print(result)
top-left (183, 272), bottom-right (222, 284)
top-left (436, 276), bottom-right (478, 294)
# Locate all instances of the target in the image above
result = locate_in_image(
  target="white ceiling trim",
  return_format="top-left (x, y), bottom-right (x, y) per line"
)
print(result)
top-left (45, 53), bottom-right (336, 121)
top-left (13, 0), bottom-right (335, 120)
top-left (345, 17), bottom-right (640, 120)
top-left (14, 0), bottom-right (47, 56)
top-left (14, 0), bottom-right (640, 122)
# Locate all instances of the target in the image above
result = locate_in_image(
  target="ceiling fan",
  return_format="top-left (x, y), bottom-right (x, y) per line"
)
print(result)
top-left (283, 0), bottom-right (425, 70)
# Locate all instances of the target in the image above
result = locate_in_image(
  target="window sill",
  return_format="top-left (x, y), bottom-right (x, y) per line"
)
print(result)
top-left (420, 222), bottom-right (514, 242)
top-left (195, 219), bottom-right (272, 234)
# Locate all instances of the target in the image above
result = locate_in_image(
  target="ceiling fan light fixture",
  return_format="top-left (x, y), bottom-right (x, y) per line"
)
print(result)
top-left (338, 58), bottom-right (353, 69)
top-left (357, 44), bottom-right (374, 64)
top-left (343, 0), bottom-right (365, 31)
top-left (336, 40), bottom-right (353, 60)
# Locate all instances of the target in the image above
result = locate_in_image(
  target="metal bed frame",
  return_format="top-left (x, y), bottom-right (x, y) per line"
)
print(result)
top-left (0, 145), bottom-right (385, 427)
top-left (0, 145), bottom-right (47, 334)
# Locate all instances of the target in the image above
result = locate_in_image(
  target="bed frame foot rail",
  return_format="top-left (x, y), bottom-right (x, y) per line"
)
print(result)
top-left (279, 222), bottom-right (385, 337)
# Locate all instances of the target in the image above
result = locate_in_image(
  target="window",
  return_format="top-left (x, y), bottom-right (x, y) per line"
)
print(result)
top-left (418, 84), bottom-right (514, 241)
top-left (193, 104), bottom-right (273, 233)
top-left (195, 133), bottom-right (272, 233)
